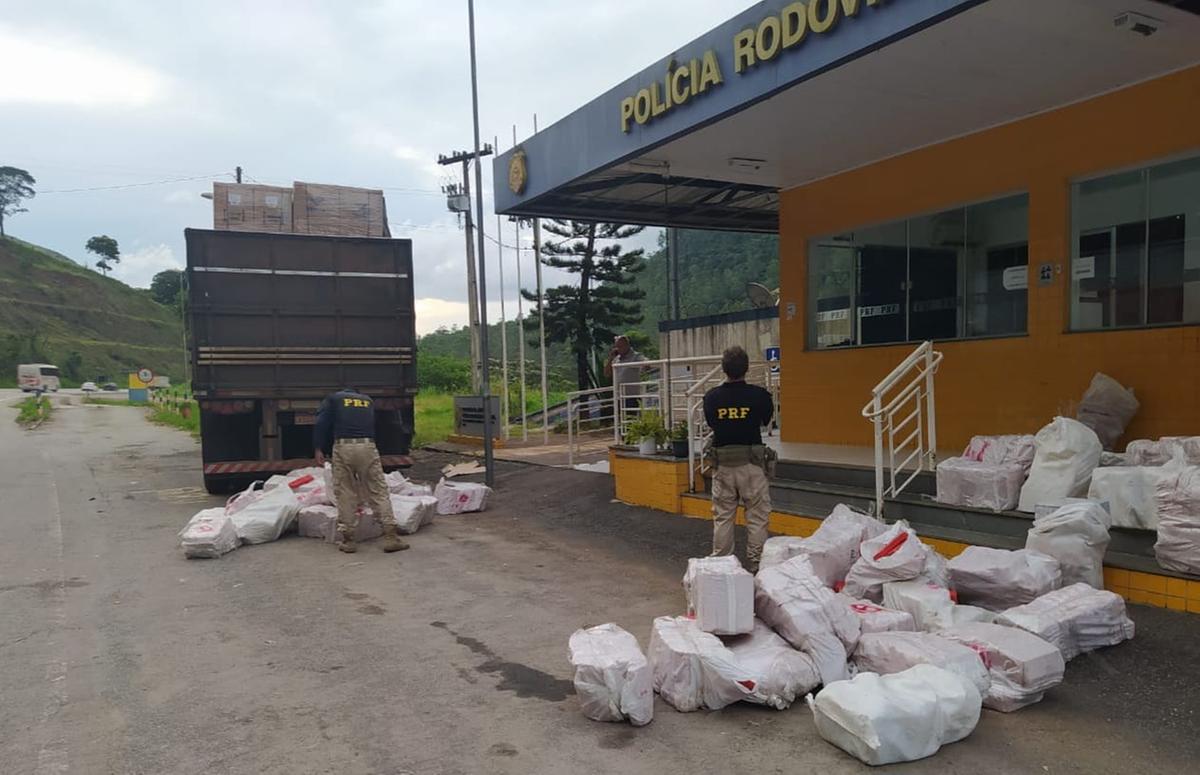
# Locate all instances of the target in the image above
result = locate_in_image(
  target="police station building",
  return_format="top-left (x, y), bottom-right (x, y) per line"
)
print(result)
top-left (495, 0), bottom-right (1200, 453)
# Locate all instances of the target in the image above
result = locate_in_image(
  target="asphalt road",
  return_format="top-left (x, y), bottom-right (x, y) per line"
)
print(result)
top-left (2, 400), bottom-right (1198, 774)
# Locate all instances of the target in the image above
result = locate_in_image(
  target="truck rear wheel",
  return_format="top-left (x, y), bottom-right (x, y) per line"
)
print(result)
top-left (203, 474), bottom-right (236, 495)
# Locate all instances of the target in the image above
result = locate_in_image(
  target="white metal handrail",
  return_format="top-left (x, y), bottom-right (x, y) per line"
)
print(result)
top-left (861, 341), bottom-right (943, 516)
top-left (566, 385), bottom-right (616, 469)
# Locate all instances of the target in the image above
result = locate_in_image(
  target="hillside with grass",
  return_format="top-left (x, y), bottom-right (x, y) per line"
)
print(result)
top-left (0, 235), bottom-right (185, 386)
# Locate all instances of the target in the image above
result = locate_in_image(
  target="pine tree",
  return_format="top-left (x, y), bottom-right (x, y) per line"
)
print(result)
top-left (523, 220), bottom-right (646, 391)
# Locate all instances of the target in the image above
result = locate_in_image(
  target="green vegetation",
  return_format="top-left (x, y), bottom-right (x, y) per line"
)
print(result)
top-left (0, 235), bottom-right (185, 386)
top-left (15, 394), bottom-right (51, 426)
top-left (84, 396), bottom-right (136, 407)
top-left (148, 401), bottom-right (200, 437)
top-left (413, 391), bottom-right (454, 448)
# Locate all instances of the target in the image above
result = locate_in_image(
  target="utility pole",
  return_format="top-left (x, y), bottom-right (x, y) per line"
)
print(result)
top-left (532, 113), bottom-right (550, 445)
top-left (467, 0), bottom-right (495, 486)
top-left (495, 136), bottom-right (509, 440)
top-left (235, 166), bottom-right (242, 184)
top-left (514, 216), bottom-right (528, 441)
top-left (438, 146), bottom-right (493, 392)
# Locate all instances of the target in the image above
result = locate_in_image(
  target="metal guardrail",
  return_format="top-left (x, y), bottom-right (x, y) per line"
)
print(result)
top-left (861, 341), bottom-right (943, 517)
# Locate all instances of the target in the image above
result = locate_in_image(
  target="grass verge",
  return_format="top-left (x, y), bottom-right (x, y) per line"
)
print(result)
top-left (148, 397), bottom-right (200, 437)
top-left (413, 391), bottom-right (454, 448)
top-left (84, 397), bottom-right (137, 407)
top-left (15, 395), bottom-right (52, 426)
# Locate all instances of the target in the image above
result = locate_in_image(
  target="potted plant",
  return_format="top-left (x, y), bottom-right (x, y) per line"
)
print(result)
top-left (670, 421), bottom-right (689, 458)
top-left (624, 411), bottom-right (667, 456)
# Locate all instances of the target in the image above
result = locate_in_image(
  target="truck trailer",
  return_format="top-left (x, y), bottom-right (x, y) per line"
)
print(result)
top-left (185, 228), bottom-right (416, 494)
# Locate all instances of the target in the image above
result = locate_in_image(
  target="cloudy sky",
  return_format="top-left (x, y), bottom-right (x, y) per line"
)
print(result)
top-left (2, 0), bottom-right (738, 334)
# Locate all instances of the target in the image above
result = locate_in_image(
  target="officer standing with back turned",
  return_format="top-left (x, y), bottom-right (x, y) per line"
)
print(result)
top-left (703, 346), bottom-right (775, 572)
top-left (313, 387), bottom-right (408, 554)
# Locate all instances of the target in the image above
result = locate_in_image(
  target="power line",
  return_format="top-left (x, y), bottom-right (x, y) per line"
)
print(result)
top-left (38, 173), bottom-right (233, 195)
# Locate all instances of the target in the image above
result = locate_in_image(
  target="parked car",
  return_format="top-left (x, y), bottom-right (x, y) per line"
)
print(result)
top-left (102, 383), bottom-right (119, 391)
top-left (81, 382), bottom-right (98, 392)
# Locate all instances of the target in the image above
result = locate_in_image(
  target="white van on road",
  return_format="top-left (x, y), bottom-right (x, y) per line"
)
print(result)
top-left (18, 363), bottom-right (61, 393)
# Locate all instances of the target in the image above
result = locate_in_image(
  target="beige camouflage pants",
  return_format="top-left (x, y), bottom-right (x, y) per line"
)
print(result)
top-left (711, 463), bottom-right (771, 565)
top-left (333, 439), bottom-right (396, 535)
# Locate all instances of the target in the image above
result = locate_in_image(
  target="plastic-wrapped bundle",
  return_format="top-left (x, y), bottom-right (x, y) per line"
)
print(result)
top-left (1088, 465), bottom-right (1162, 530)
top-left (179, 508), bottom-right (239, 558)
top-left (753, 556), bottom-right (860, 685)
top-left (851, 631), bottom-right (990, 696)
top-left (1025, 500), bottom-right (1111, 588)
top-left (759, 536), bottom-right (807, 571)
top-left (227, 485), bottom-right (300, 544)
top-left (392, 494), bottom-right (438, 535)
top-left (1018, 417), bottom-right (1102, 513)
top-left (842, 522), bottom-right (927, 601)
top-left (721, 619), bottom-right (821, 710)
top-left (567, 623), bottom-right (653, 726)
top-left (948, 546), bottom-right (1062, 611)
top-left (842, 598), bottom-right (917, 634)
top-left (936, 457), bottom-right (1026, 511)
top-left (808, 664), bottom-right (982, 766)
top-left (1075, 372), bottom-right (1139, 451)
top-left (1153, 462), bottom-right (1200, 575)
top-left (647, 616), bottom-right (755, 712)
top-left (759, 505), bottom-right (885, 583)
top-left (434, 479), bottom-right (492, 514)
top-left (681, 556), bottom-right (754, 635)
top-left (996, 583), bottom-right (1134, 661)
top-left (962, 434), bottom-right (1037, 470)
top-left (940, 622), bottom-right (1065, 712)
top-left (882, 580), bottom-right (956, 632)
top-left (296, 504), bottom-right (382, 542)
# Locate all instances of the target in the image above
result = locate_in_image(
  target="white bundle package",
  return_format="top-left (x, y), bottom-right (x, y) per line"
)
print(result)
top-left (808, 664), bottom-right (982, 767)
top-left (296, 504), bottom-right (382, 542)
top-left (851, 631), bottom-right (990, 696)
top-left (936, 457), bottom-right (1026, 511)
top-left (567, 623), bottom-right (653, 726)
top-left (392, 494), bottom-right (438, 535)
top-left (647, 616), bottom-right (755, 712)
top-left (721, 619), bottom-right (821, 710)
top-left (1076, 372), bottom-right (1139, 451)
top-left (681, 557), bottom-right (754, 635)
top-left (754, 556), bottom-right (860, 686)
top-left (996, 583), bottom-right (1135, 661)
top-left (759, 536), bottom-right (807, 571)
top-left (179, 508), bottom-right (240, 558)
top-left (757, 505), bottom-right (885, 581)
top-left (842, 598), bottom-right (916, 634)
top-left (1018, 417), bottom-right (1103, 512)
top-left (434, 478), bottom-right (492, 514)
top-left (1162, 437), bottom-right (1200, 465)
top-left (882, 580), bottom-right (956, 632)
top-left (227, 485), bottom-right (300, 544)
top-left (948, 546), bottom-right (1062, 611)
top-left (1152, 461), bottom-right (1200, 575)
top-left (1025, 500), bottom-right (1111, 588)
top-left (1088, 465), bottom-right (1162, 530)
top-left (842, 522), bottom-right (927, 601)
top-left (940, 622), bottom-right (1065, 712)
top-left (963, 434), bottom-right (1037, 469)
top-left (262, 474), bottom-right (289, 491)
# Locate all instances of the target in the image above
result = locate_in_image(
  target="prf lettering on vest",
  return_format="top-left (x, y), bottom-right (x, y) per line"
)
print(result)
top-left (716, 407), bottom-right (751, 420)
top-left (343, 398), bottom-right (371, 408)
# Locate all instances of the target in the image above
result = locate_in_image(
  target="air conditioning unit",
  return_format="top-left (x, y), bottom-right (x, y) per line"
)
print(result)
top-left (1113, 11), bottom-right (1163, 36)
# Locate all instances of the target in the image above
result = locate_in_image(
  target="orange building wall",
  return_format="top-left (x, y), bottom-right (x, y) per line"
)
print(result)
top-left (778, 66), bottom-right (1200, 450)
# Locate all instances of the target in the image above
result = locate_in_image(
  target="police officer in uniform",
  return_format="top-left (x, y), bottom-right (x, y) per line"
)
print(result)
top-left (703, 346), bottom-right (775, 572)
top-left (314, 387), bottom-right (408, 554)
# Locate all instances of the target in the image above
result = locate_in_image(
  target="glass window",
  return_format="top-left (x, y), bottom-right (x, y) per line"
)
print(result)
top-left (1071, 154), bottom-right (1200, 330)
top-left (807, 194), bottom-right (1028, 349)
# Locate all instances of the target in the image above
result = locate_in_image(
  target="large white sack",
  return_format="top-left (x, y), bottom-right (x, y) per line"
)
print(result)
top-left (940, 622), bottom-right (1065, 712)
top-left (754, 556), bottom-right (859, 686)
top-left (1161, 437), bottom-right (1200, 466)
top-left (647, 616), bottom-right (755, 712)
top-left (567, 623), bottom-right (653, 726)
top-left (1018, 417), bottom-right (1103, 512)
top-left (1088, 466), bottom-right (1161, 530)
top-left (758, 505), bottom-right (885, 581)
top-left (948, 546), bottom-right (1062, 611)
top-left (842, 597), bottom-right (917, 634)
top-left (882, 580), bottom-right (956, 632)
top-left (1025, 500), bottom-right (1111, 588)
top-left (434, 479), bottom-right (492, 514)
top-left (963, 434), bottom-right (1037, 470)
top-left (759, 536), bottom-right (807, 571)
top-left (179, 508), bottom-right (240, 558)
top-left (1152, 462), bottom-right (1200, 575)
top-left (996, 583), bottom-right (1134, 661)
top-left (681, 557), bottom-right (754, 635)
top-left (852, 631), bottom-right (990, 696)
top-left (262, 474), bottom-right (289, 491)
top-left (1076, 372), bottom-right (1139, 451)
top-left (936, 457), bottom-right (1026, 511)
top-left (227, 486), bottom-right (300, 544)
top-left (918, 543), bottom-right (952, 589)
top-left (391, 494), bottom-right (438, 535)
top-left (721, 619), bottom-right (821, 710)
top-left (296, 504), bottom-right (382, 543)
top-left (809, 664), bottom-right (982, 767)
top-left (842, 522), bottom-right (927, 601)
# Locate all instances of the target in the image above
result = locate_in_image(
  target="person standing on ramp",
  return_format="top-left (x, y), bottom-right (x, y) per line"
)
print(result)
top-left (314, 387), bottom-right (408, 554)
top-left (703, 346), bottom-right (775, 572)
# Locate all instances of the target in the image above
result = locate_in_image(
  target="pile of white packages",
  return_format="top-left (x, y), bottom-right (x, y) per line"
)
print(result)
top-left (567, 502), bottom-right (1138, 766)
top-left (178, 465), bottom-right (448, 558)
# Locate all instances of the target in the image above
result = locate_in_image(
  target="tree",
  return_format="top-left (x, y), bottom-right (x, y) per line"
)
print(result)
top-left (86, 235), bottom-right (120, 276)
top-left (150, 269), bottom-right (183, 306)
top-left (63, 351), bottom-right (84, 382)
top-left (523, 220), bottom-right (646, 391)
top-left (0, 166), bottom-right (36, 238)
